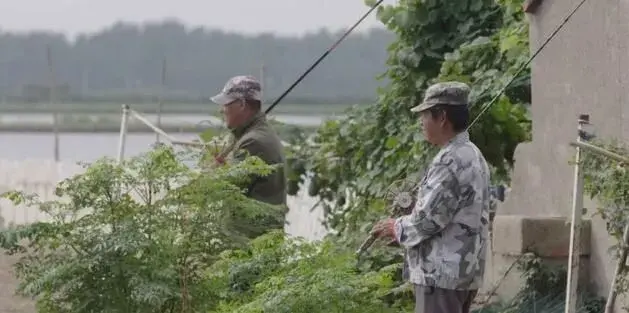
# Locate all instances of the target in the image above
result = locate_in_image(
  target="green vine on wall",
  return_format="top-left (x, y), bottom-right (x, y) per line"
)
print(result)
top-left (581, 139), bottom-right (629, 299)
top-left (285, 0), bottom-right (532, 243)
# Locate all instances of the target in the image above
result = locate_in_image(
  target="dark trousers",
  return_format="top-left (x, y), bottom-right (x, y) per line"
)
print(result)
top-left (414, 285), bottom-right (477, 313)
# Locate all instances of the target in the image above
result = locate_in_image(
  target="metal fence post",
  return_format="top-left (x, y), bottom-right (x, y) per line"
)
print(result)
top-left (564, 114), bottom-right (589, 313)
top-left (117, 104), bottom-right (130, 164)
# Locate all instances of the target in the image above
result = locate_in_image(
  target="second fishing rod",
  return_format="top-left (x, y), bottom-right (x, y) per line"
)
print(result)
top-left (354, 0), bottom-right (590, 258)
top-left (215, 0), bottom-right (385, 160)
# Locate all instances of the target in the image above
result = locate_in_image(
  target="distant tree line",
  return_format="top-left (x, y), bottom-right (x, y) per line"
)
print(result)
top-left (0, 20), bottom-right (394, 105)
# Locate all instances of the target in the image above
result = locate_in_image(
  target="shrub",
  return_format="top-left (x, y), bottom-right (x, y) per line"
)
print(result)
top-left (0, 145), bottom-right (284, 313)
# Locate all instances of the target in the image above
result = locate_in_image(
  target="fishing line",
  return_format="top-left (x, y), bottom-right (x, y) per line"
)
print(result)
top-left (216, 0), bottom-right (385, 159)
top-left (467, 0), bottom-right (589, 129)
top-left (356, 0), bottom-right (589, 260)
top-left (265, 0), bottom-right (385, 114)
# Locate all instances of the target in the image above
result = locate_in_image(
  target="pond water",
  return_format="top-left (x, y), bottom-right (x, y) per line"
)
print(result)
top-left (0, 129), bottom-right (329, 241)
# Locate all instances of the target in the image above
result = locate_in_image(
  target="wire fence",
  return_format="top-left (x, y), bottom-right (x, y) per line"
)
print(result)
top-left (0, 105), bottom-right (328, 241)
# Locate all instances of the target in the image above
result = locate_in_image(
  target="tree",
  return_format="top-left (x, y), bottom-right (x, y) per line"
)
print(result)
top-left (286, 0), bottom-right (531, 241)
top-left (0, 23), bottom-right (393, 103)
top-left (0, 145), bottom-right (284, 313)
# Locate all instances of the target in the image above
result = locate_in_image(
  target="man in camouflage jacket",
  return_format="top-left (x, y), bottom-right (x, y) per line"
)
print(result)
top-left (372, 82), bottom-right (491, 313)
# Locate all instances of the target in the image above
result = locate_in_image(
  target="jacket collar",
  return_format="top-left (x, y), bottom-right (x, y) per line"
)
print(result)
top-left (231, 111), bottom-right (266, 138)
top-left (443, 131), bottom-right (470, 149)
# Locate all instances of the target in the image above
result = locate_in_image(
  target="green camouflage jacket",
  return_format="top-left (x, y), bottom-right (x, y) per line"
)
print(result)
top-left (231, 112), bottom-right (287, 206)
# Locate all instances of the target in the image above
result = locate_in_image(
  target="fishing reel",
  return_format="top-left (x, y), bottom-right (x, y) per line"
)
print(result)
top-left (173, 117), bottom-right (233, 169)
top-left (355, 175), bottom-right (419, 258)
top-left (355, 173), bottom-right (509, 259)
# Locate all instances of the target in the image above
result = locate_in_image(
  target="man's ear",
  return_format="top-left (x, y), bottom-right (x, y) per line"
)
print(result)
top-left (438, 110), bottom-right (447, 126)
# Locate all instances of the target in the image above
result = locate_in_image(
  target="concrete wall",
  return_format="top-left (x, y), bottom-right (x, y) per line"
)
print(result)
top-left (490, 0), bottom-right (629, 306)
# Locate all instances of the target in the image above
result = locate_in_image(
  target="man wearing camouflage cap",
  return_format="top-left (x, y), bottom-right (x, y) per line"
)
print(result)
top-left (371, 82), bottom-right (491, 313)
top-left (211, 75), bottom-right (287, 236)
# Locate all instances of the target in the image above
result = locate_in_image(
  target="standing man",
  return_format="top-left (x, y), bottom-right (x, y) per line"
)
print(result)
top-left (371, 82), bottom-right (491, 313)
top-left (211, 75), bottom-right (287, 235)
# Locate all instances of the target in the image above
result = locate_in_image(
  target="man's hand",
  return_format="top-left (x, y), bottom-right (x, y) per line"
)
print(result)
top-left (214, 155), bottom-right (226, 165)
top-left (371, 218), bottom-right (397, 240)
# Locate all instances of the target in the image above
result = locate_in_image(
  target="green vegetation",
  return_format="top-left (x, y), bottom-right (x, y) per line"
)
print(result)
top-left (0, 167), bottom-right (604, 313)
top-left (0, 0), bottom-right (617, 312)
top-left (0, 146), bottom-right (285, 313)
top-left (581, 139), bottom-right (629, 308)
top-left (286, 0), bottom-right (531, 234)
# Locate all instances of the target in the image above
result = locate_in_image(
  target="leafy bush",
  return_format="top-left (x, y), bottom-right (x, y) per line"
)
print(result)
top-left (0, 146), bottom-right (285, 313)
top-left (0, 144), bottom-right (417, 313)
top-left (285, 0), bottom-right (531, 240)
top-left (204, 231), bottom-right (407, 313)
top-left (581, 139), bottom-right (629, 303)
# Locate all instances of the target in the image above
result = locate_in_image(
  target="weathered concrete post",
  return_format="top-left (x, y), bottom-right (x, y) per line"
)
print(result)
top-left (564, 114), bottom-right (590, 313)
top-left (117, 104), bottom-right (130, 164)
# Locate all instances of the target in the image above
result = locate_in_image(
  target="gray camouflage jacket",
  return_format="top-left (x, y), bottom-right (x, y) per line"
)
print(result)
top-left (394, 131), bottom-right (490, 290)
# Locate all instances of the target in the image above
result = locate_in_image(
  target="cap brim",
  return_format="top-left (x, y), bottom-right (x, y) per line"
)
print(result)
top-left (410, 102), bottom-right (432, 113)
top-left (210, 93), bottom-right (236, 106)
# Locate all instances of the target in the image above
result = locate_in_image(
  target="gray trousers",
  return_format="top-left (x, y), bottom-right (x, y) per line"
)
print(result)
top-left (414, 285), bottom-right (477, 313)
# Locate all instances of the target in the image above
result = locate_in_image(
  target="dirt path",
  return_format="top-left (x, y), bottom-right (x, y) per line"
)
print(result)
top-left (0, 254), bottom-right (35, 313)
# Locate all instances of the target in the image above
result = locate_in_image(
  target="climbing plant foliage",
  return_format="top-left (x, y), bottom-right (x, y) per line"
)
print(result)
top-left (581, 139), bottom-right (629, 299)
top-left (286, 0), bottom-right (531, 237)
top-left (0, 0), bottom-right (550, 312)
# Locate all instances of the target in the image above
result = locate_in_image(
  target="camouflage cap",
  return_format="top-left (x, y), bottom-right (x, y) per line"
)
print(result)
top-left (210, 75), bottom-right (262, 106)
top-left (410, 81), bottom-right (471, 113)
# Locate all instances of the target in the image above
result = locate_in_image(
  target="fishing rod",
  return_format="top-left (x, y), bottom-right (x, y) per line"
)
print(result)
top-left (355, 0), bottom-right (589, 259)
top-left (216, 0), bottom-right (385, 160)
top-left (266, 0), bottom-right (385, 114)
top-left (467, 0), bottom-right (589, 129)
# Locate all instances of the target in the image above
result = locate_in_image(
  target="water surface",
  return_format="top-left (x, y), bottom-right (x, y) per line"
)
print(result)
top-left (0, 113), bottom-right (339, 127)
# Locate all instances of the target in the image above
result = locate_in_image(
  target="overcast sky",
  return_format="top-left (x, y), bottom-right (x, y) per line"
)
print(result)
top-left (0, 0), bottom-right (396, 38)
